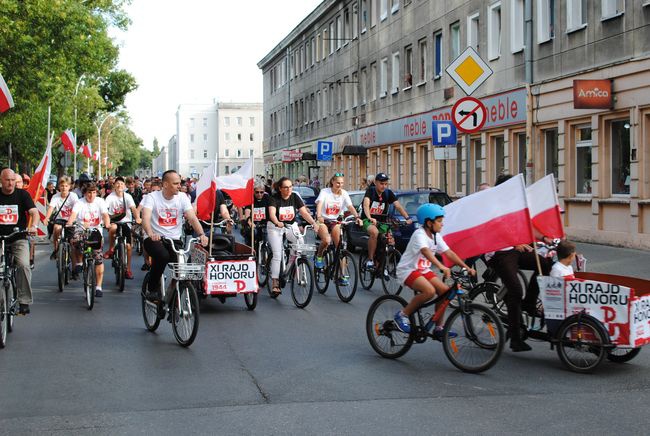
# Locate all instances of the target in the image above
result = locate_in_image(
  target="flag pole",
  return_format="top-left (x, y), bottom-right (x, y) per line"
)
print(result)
top-left (208, 157), bottom-right (217, 257)
top-left (522, 172), bottom-right (544, 276)
top-left (251, 157), bottom-right (255, 256)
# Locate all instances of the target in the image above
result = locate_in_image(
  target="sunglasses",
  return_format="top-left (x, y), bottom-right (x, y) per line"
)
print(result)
top-left (254, 190), bottom-right (265, 194)
top-left (280, 185), bottom-right (292, 189)
top-left (334, 173), bottom-right (344, 177)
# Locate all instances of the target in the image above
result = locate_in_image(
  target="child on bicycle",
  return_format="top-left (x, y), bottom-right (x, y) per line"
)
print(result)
top-left (550, 240), bottom-right (577, 279)
top-left (394, 203), bottom-right (475, 336)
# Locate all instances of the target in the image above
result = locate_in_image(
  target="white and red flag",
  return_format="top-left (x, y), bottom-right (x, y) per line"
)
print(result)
top-left (194, 162), bottom-right (217, 220)
top-left (216, 157), bottom-right (254, 208)
top-left (61, 129), bottom-right (76, 153)
top-left (526, 174), bottom-right (565, 239)
top-left (0, 72), bottom-right (15, 113)
top-left (26, 134), bottom-right (53, 201)
top-left (80, 142), bottom-right (92, 159)
top-left (441, 174), bottom-right (534, 263)
top-left (92, 150), bottom-right (99, 161)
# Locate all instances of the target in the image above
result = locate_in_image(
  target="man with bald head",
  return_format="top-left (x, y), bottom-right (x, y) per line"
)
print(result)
top-left (0, 168), bottom-right (39, 314)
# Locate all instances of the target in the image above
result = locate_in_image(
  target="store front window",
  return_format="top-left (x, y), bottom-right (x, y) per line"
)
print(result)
top-left (611, 119), bottom-right (631, 195)
top-left (493, 135), bottom-right (506, 179)
top-left (575, 125), bottom-right (592, 195)
top-left (517, 132), bottom-right (527, 175)
top-left (455, 141), bottom-right (463, 193)
top-left (544, 128), bottom-right (559, 180)
top-left (472, 139), bottom-right (482, 189)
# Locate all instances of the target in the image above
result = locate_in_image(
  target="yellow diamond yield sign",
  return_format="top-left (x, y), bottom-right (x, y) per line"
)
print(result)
top-left (446, 46), bottom-right (493, 95)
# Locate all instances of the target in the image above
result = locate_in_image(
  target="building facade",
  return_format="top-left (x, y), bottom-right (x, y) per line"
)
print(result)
top-left (171, 102), bottom-right (264, 178)
top-left (152, 143), bottom-right (169, 177)
top-left (258, 0), bottom-right (650, 248)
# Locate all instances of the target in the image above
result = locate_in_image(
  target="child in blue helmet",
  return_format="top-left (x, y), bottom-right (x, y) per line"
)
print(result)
top-left (394, 203), bottom-right (475, 336)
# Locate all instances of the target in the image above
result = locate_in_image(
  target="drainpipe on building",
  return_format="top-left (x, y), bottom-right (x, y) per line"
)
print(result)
top-left (286, 46), bottom-right (292, 179)
top-left (524, 0), bottom-right (534, 186)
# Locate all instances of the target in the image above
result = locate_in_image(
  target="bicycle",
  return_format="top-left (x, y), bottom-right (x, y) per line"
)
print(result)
top-left (111, 221), bottom-right (131, 292)
top-left (314, 215), bottom-right (359, 303)
top-left (69, 223), bottom-right (103, 311)
top-left (253, 223), bottom-right (271, 288)
top-left (359, 217), bottom-right (402, 295)
top-left (141, 236), bottom-right (203, 347)
top-left (366, 270), bottom-right (505, 373)
top-left (54, 218), bottom-right (72, 293)
top-left (266, 224), bottom-right (316, 309)
top-left (0, 229), bottom-right (27, 349)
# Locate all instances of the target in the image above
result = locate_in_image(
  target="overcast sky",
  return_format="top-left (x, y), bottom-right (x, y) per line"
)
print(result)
top-left (111, 0), bottom-right (322, 150)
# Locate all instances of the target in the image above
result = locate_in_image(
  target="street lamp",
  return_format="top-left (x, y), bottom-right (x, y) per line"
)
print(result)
top-left (94, 113), bottom-right (114, 179)
top-left (73, 73), bottom-right (86, 179)
top-left (104, 122), bottom-right (120, 178)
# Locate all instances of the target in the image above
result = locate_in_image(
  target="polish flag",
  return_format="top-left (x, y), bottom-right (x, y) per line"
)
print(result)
top-left (194, 162), bottom-right (217, 220)
top-left (26, 135), bottom-right (53, 201)
top-left (81, 142), bottom-right (92, 159)
top-left (441, 174), bottom-right (534, 263)
top-left (92, 150), bottom-right (99, 161)
top-left (61, 129), bottom-right (76, 153)
top-left (527, 174), bottom-right (565, 239)
top-left (216, 157), bottom-right (254, 208)
top-left (0, 72), bottom-right (15, 113)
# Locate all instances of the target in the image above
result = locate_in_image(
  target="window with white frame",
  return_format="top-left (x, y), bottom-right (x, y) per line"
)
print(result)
top-left (344, 9), bottom-right (350, 44)
top-left (316, 91), bottom-right (321, 120)
top-left (190, 117), bottom-right (195, 127)
top-left (391, 52), bottom-right (400, 93)
top-left (361, 0), bottom-right (368, 32)
top-left (316, 34), bottom-right (321, 61)
top-left (190, 134), bottom-right (194, 143)
top-left (224, 117), bottom-right (230, 126)
top-left (224, 165), bottom-right (230, 174)
top-left (433, 31), bottom-right (443, 78)
top-left (467, 13), bottom-right (479, 50)
top-left (250, 133), bottom-right (254, 141)
top-left (337, 81), bottom-right (342, 113)
top-left (329, 22), bottom-right (335, 54)
top-left (202, 117), bottom-right (207, 127)
top-left (517, 132), bottom-right (527, 174)
top-left (225, 149), bottom-right (230, 157)
top-left (380, 57), bottom-right (388, 97)
top-left (511, 0), bottom-right (524, 52)
top-left (404, 45), bottom-right (413, 88)
top-left (352, 71), bottom-right (358, 107)
top-left (249, 117), bottom-right (255, 126)
top-left (190, 149), bottom-right (195, 159)
top-left (602, 0), bottom-right (624, 19)
top-left (361, 68), bottom-right (368, 104)
top-left (329, 84), bottom-right (335, 115)
top-left (391, 0), bottom-right (400, 14)
top-left (352, 4), bottom-right (359, 38)
top-left (371, 62), bottom-right (377, 101)
top-left (450, 22), bottom-right (460, 61)
top-left (488, 2), bottom-right (501, 60)
top-left (380, 0), bottom-right (388, 21)
top-left (249, 149), bottom-right (254, 157)
top-left (537, 0), bottom-right (554, 43)
top-left (236, 117), bottom-right (242, 126)
top-left (237, 149), bottom-right (242, 158)
top-left (225, 132), bottom-right (230, 141)
top-left (323, 27), bottom-right (329, 57)
top-left (336, 15), bottom-right (342, 50)
top-left (203, 149), bottom-right (208, 158)
top-left (371, 0), bottom-right (378, 27)
top-left (494, 135), bottom-right (506, 177)
top-left (237, 133), bottom-right (242, 141)
top-left (566, 0), bottom-right (587, 31)
top-left (611, 119), bottom-right (631, 195)
top-left (323, 87), bottom-right (328, 118)
top-left (575, 125), bottom-right (592, 194)
top-left (203, 133), bottom-right (207, 142)
top-left (310, 38), bottom-right (315, 66)
top-left (544, 128), bottom-right (558, 180)
top-left (418, 38), bottom-right (427, 83)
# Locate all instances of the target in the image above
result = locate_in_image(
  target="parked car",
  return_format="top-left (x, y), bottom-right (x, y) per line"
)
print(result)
top-left (293, 186), bottom-right (318, 221)
top-left (346, 188), bottom-right (453, 253)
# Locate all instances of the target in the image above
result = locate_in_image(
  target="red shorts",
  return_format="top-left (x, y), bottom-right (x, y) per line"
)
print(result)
top-left (404, 270), bottom-right (437, 288)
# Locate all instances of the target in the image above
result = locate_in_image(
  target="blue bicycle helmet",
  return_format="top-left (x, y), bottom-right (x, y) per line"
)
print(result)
top-left (416, 203), bottom-right (445, 225)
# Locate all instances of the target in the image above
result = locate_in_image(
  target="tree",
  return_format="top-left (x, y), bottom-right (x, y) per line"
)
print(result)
top-left (152, 137), bottom-right (160, 158)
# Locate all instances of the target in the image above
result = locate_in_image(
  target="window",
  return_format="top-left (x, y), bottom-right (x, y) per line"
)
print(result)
top-left (329, 84), bottom-right (335, 115)
top-left (611, 119), bottom-right (631, 195)
top-left (237, 149), bottom-right (242, 158)
top-left (380, 0), bottom-right (388, 21)
top-left (361, 0), bottom-right (368, 32)
top-left (329, 21), bottom-right (335, 55)
top-left (203, 149), bottom-right (208, 158)
top-left (433, 31), bottom-right (443, 78)
top-left (249, 133), bottom-right (254, 141)
top-left (323, 87), bottom-right (328, 118)
top-left (190, 134), bottom-right (194, 143)
top-left (380, 57), bottom-right (388, 97)
top-left (323, 27), bottom-right (329, 58)
top-left (224, 117), bottom-right (230, 126)
top-left (450, 22), bottom-right (460, 61)
top-left (316, 91), bottom-right (321, 119)
top-left (494, 135), bottom-right (506, 177)
top-left (236, 117), bottom-right (242, 126)
top-left (371, 0), bottom-right (378, 27)
top-left (517, 132), bottom-right (527, 175)
top-left (370, 62), bottom-right (377, 101)
top-left (225, 149), bottom-right (230, 157)
top-left (391, 52), bottom-right (400, 94)
top-left (544, 128), bottom-right (558, 180)
top-left (203, 133), bottom-right (207, 142)
top-left (249, 117), bottom-right (255, 126)
top-left (456, 141), bottom-right (463, 192)
top-left (225, 165), bottom-right (230, 174)
top-left (488, 2), bottom-right (501, 60)
top-left (404, 45), bottom-right (413, 88)
top-left (344, 10), bottom-right (350, 44)
top-left (237, 133), bottom-right (242, 141)
top-left (537, 0), bottom-right (554, 43)
top-left (352, 72), bottom-right (358, 107)
top-left (225, 132), bottom-right (230, 141)
top-left (202, 117), bottom-right (207, 127)
top-left (249, 149), bottom-right (254, 157)
top-left (566, 0), bottom-right (587, 31)
top-left (190, 149), bottom-right (195, 159)
top-left (511, 0), bottom-right (524, 52)
top-left (467, 13), bottom-right (479, 50)
top-left (472, 139), bottom-right (482, 188)
top-left (336, 15), bottom-right (342, 50)
top-left (391, 0), bottom-right (399, 14)
top-left (418, 38), bottom-right (427, 83)
top-left (575, 126), bottom-right (592, 194)
top-left (189, 117), bottom-right (195, 127)
top-left (310, 38), bottom-right (315, 66)
top-left (352, 4), bottom-right (359, 38)
top-left (360, 68), bottom-right (368, 104)
top-left (602, 0), bottom-right (624, 19)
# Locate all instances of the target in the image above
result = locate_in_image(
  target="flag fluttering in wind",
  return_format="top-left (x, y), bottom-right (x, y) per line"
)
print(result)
top-left (26, 134), bottom-right (53, 201)
top-left (81, 142), bottom-right (92, 159)
top-left (194, 162), bottom-right (217, 220)
top-left (526, 174), bottom-right (565, 239)
top-left (61, 129), bottom-right (76, 153)
top-left (92, 150), bottom-right (99, 161)
top-left (215, 157), bottom-right (254, 208)
top-left (0, 72), bottom-right (15, 113)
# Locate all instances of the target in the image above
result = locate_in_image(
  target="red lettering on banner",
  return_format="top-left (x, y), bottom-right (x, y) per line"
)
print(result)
top-left (431, 113), bottom-right (452, 121)
top-left (236, 280), bottom-right (246, 292)
top-left (486, 97), bottom-right (519, 124)
top-left (359, 131), bottom-right (376, 145)
top-left (403, 120), bottom-right (427, 138)
top-left (602, 306), bottom-right (616, 323)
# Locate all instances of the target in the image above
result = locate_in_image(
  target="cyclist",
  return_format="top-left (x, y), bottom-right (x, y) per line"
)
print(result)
top-left (126, 176), bottom-right (143, 207)
top-left (241, 181), bottom-right (270, 246)
top-left (73, 173), bottom-right (92, 198)
top-left (136, 180), bottom-right (161, 271)
top-left (267, 176), bottom-right (320, 296)
top-left (393, 204), bottom-right (475, 335)
top-left (140, 170), bottom-right (208, 300)
top-left (314, 173), bottom-right (361, 271)
top-left (43, 176), bottom-right (79, 260)
top-left (66, 182), bottom-right (111, 297)
top-left (0, 168), bottom-right (39, 315)
top-left (361, 172), bottom-right (412, 271)
top-left (103, 176), bottom-right (141, 279)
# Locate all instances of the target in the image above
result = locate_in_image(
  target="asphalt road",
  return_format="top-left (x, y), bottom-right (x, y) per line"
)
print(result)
top-left (1, 239), bottom-right (649, 435)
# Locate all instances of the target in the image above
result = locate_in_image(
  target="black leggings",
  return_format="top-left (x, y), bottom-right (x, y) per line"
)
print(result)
top-left (143, 238), bottom-right (181, 292)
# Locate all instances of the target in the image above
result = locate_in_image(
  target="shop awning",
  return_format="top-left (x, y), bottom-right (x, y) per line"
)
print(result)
top-left (341, 145), bottom-right (367, 156)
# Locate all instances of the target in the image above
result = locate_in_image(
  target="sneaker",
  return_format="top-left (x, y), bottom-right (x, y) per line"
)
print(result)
top-left (510, 339), bottom-right (532, 352)
top-left (337, 275), bottom-right (349, 286)
top-left (103, 248), bottom-right (114, 259)
top-left (30, 260), bottom-right (34, 270)
top-left (383, 269), bottom-right (390, 281)
top-left (72, 265), bottom-right (82, 280)
top-left (18, 304), bottom-right (30, 315)
top-left (125, 270), bottom-right (134, 279)
top-left (433, 327), bottom-right (457, 341)
top-left (141, 263), bottom-right (150, 271)
top-left (393, 310), bottom-right (411, 333)
top-left (365, 260), bottom-right (375, 271)
top-left (95, 289), bottom-right (103, 298)
top-left (50, 250), bottom-right (57, 261)
top-left (314, 256), bottom-right (325, 269)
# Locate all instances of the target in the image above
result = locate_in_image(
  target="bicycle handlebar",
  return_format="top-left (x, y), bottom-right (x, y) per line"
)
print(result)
top-left (162, 236), bottom-right (200, 256)
top-left (0, 229), bottom-right (29, 241)
top-left (199, 219), bottom-right (234, 228)
top-left (290, 224), bottom-right (313, 238)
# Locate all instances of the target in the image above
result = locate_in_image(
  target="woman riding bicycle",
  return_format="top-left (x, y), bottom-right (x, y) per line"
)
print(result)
top-left (43, 176), bottom-right (78, 260)
top-left (267, 176), bottom-right (320, 296)
top-left (313, 173), bottom-right (361, 269)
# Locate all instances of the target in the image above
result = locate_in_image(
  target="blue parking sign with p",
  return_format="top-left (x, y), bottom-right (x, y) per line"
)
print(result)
top-left (317, 140), bottom-right (333, 161)
top-left (431, 121), bottom-right (457, 146)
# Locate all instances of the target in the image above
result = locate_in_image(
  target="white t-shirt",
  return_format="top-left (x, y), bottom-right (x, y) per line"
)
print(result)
top-left (316, 188), bottom-right (353, 221)
top-left (49, 192), bottom-right (79, 221)
top-left (72, 197), bottom-right (108, 229)
top-left (105, 192), bottom-right (136, 223)
top-left (141, 190), bottom-right (193, 240)
top-left (397, 228), bottom-right (450, 284)
top-left (551, 261), bottom-right (574, 278)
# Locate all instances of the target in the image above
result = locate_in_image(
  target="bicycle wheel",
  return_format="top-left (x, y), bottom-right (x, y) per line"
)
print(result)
top-left (257, 243), bottom-right (269, 288)
top-left (366, 295), bottom-right (413, 358)
top-left (441, 303), bottom-right (504, 373)
top-left (0, 286), bottom-right (7, 349)
top-left (64, 244), bottom-right (71, 285)
top-left (468, 282), bottom-right (503, 317)
top-left (359, 253), bottom-right (375, 290)
top-left (381, 249), bottom-right (402, 295)
top-left (315, 249), bottom-right (331, 294)
top-left (136, 238), bottom-right (144, 256)
top-left (57, 242), bottom-right (65, 292)
top-left (84, 261), bottom-right (95, 311)
top-left (171, 282), bottom-right (200, 347)
top-left (494, 270), bottom-right (528, 317)
top-left (607, 347), bottom-right (641, 363)
top-left (335, 250), bottom-right (358, 303)
top-left (244, 292), bottom-right (257, 310)
top-left (115, 242), bottom-right (126, 292)
top-left (6, 277), bottom-right (16, 333)
top-left (556, 315), bottom-right (608, 373)
top-left (291, 257), bottom-right (313, 308)
top-left (141, 273), bottom-right (160, 332)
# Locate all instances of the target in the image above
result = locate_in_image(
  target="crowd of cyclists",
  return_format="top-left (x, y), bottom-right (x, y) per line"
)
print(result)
top-left (2, 165), bottom-right (573, 353)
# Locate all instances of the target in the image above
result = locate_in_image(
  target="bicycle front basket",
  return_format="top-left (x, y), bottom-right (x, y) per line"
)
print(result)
top-left (168, 262), bottom-right (205, 280)
top-left (291, 243), bottom-right (317, 255)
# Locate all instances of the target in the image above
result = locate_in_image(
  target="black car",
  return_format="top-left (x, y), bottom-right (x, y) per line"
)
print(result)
top-left (346, 189), bottom-right (453, 253)
top-left (293, 186), bottom-right (318, 222)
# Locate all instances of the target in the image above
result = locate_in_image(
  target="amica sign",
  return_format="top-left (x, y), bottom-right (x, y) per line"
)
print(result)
top-left (573, 79), bottom-right (613, 109)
